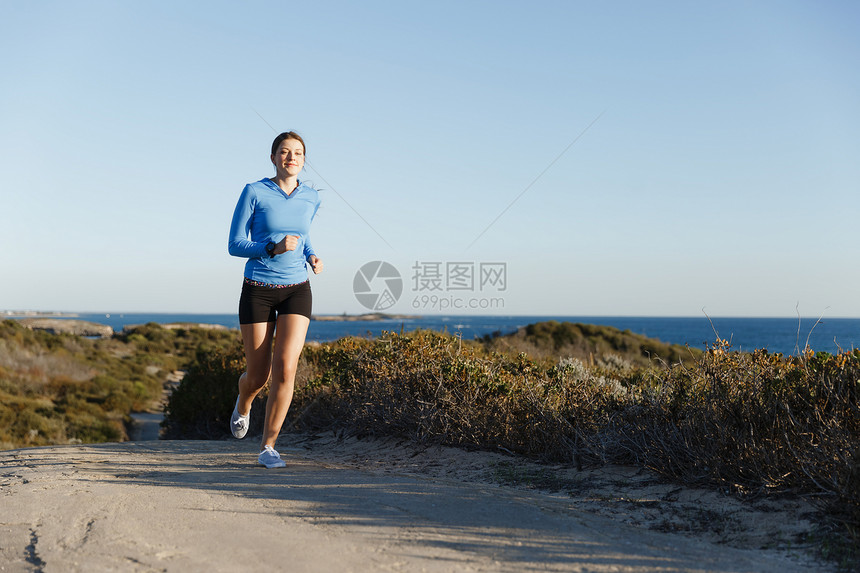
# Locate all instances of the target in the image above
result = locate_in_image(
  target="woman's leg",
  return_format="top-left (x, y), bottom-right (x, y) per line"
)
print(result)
top-left (260, 313), bottom-right (310, 449)
top-left (237, 321), bottom-right (276, 416)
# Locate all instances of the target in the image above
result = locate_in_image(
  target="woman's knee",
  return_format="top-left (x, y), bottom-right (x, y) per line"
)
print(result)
top-left (270, 366), bottom-right (297, 386)
top-left (244, 369), bottom-right (270, 389)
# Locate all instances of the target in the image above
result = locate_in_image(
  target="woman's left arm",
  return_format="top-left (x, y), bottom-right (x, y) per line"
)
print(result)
top-left (304, 192), bottom-right (323, 273)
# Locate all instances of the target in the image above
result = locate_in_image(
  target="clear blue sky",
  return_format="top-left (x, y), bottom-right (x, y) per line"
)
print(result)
top-left (2, 1), bottom-right (858, 317)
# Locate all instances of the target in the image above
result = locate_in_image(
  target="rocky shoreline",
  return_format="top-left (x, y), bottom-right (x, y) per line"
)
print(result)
top-left (16, 318), bottom-right (114, 338)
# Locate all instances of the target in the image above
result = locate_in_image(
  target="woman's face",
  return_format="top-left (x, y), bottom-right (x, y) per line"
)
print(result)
top-left (271, 138), bottom-right (305, 177)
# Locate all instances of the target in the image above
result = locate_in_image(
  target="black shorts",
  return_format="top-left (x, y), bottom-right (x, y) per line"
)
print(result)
top-left (238, 279), bottom-right (313, 323)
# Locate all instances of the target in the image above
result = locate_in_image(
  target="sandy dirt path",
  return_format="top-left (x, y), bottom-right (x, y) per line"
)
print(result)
top-left (0, 439), bottom-right (829, 572)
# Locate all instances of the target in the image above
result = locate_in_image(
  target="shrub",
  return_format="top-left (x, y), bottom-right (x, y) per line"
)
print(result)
top-left (161, 343), bottom-right (258, 439)
top-left (613, 345), bottom-right (860, 493)
top-left (288, 331), bottom-right (624, 463)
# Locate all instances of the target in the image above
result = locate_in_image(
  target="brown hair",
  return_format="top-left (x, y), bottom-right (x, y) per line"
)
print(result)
top-left (271, 131), bottom-right (306, 156)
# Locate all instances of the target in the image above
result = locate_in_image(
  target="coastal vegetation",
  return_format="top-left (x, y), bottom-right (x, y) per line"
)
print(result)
top-left (479, 319), bottom-right (700, 367)
top-left (0, 319), bottom-right (237, 449)
top-left (2, 318), bottom-right (857, 564)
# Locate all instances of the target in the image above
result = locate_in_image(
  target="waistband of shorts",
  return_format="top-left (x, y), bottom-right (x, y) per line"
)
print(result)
top-left (243, 277), bottom-right (309, 289)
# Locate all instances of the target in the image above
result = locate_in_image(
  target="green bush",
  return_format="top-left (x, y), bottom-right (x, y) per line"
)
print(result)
top-left (161, 343), bottom-right (258, 439)
top-left (482, 320), bottom-right (699, 367)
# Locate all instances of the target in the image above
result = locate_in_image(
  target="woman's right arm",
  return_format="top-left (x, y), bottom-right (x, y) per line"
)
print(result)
top-left (228, 185), bottom-right (267, 259)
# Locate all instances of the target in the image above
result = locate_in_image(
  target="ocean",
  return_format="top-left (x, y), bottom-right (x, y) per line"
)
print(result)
top-left (13, 313), bottom-right (859, 356)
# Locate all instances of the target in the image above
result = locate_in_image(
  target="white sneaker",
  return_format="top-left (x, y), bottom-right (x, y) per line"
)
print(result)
top-left (258, 446), bottom-right (286, 468)
top-left (230, 396), bottom-right (250, 439)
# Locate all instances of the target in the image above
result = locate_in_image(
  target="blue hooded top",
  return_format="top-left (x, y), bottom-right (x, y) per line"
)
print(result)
top-left (228, 178), bottom-right (320, 285)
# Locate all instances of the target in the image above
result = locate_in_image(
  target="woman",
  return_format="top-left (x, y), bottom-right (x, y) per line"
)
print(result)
top-left (227, 131), bottom-right (323, 468)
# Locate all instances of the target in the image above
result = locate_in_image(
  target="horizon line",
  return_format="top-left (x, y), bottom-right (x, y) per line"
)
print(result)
top-left (4, 310), bottom-right (859, 320)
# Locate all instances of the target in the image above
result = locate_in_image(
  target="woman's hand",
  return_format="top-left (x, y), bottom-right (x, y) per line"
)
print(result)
top-left (308, 255), bottom-right (324, 274)
top-left (275, 235), bottom-right (299, 254)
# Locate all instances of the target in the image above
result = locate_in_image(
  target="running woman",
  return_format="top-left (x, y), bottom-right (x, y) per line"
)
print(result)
top-left (227, 131), bottom-right (323, 468)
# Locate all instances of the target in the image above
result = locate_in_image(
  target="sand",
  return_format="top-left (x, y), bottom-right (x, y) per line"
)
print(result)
top-left (0, 435), bottom-right (832, 572)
